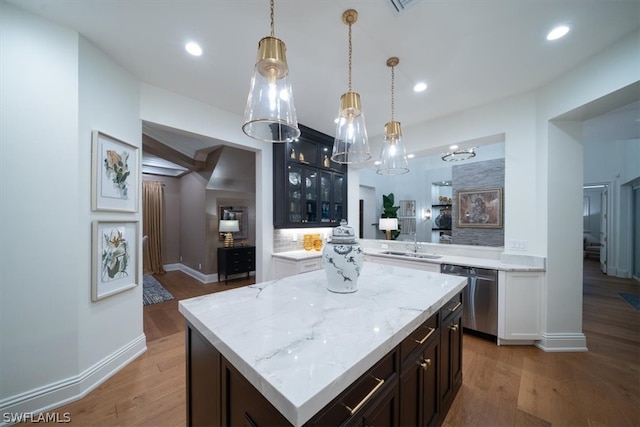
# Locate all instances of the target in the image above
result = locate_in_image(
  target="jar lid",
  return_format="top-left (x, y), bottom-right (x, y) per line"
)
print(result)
top-left (331, 219), bottom-right (356, 244)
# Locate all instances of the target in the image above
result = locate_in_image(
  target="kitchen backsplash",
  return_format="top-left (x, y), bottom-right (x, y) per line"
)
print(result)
top-left (273, 228), bottom-right (333, 252)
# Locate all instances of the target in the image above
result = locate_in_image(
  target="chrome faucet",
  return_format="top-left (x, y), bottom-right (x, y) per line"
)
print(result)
top-left (411, 232), bottom-right (421, 253)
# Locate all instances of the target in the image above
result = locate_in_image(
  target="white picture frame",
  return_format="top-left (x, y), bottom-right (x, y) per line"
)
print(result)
top-left (91, 131), bottom-right (139, 212)
top-left (92, 220), bottom-right (139, 301)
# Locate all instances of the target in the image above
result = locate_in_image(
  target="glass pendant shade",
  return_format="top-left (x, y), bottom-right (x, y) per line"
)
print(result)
top-left (377, 121), bottom-right (409, 175)
top-left (332, 91), bottom-right (372, 164)
top-left (242, 36), bottom-right (300, 143)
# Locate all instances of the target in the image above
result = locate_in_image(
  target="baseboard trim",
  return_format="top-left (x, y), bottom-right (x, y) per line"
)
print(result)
top-left (163, 263), bottom-right (217, 283)
top-left (535, 332), bottom-right (588, 352)
top-left (0, 334), bottom-right (146, 426)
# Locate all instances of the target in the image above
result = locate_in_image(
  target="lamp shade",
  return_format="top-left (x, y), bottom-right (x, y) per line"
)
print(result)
top-left (219, 220), bottom-right (240, 233)
top-left (242, 36), bottom-right (300, 143)
top-left (332, 92), bottom-right (372, 164)
top-left (378, 217), bottom-right (398, 231)
top-left (377, 121), bottom-right (409, 175)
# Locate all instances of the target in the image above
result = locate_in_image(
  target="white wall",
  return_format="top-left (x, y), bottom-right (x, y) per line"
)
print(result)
top-left (77, 36), bottom-right (145, 378)
top-left (0, 2), bottom-right (144, 417)
top-left (1, 1), bottom-right (80, 400)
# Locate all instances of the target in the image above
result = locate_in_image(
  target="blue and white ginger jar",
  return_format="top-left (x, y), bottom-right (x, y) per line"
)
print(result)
top-left (323, 220), bottom-right (364, 293)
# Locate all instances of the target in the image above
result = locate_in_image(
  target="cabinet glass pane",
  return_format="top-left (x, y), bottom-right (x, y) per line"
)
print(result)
top-left (333, 175), bottom-right (344, 202)
top-left (288, 140), bottom-right (317, 164)
top-left (304, 170), bottom-right (318, 222)
top-left (334, 203), bottom-right (343, 221)
top-left (320, 173), bottom-right (331, 222)
top-left (288, 165), bottom-right (302, 223)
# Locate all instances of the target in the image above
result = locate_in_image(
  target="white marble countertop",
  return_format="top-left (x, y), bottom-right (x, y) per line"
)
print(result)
top-left (272, 249), bottom-right (323, 261)
top-left (178, 261), bottom-right (466, 426)
top-left (364, 248), bottom-right (545, 272)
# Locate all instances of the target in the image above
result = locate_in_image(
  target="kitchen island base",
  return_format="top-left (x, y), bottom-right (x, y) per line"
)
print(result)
top-left (185, 291), bottom-right (463, 427)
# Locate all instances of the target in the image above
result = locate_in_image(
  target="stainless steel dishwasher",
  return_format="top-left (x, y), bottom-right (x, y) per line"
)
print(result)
top-left (441, 264), bottom-right (498, 340)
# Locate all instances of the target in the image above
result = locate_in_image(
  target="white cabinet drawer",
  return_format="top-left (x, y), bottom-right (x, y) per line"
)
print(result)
top-left (299, 258), bottom-right (322, 273)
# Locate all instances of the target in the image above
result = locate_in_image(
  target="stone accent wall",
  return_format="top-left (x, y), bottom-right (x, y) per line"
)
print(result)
top-left (452, 158), bottom-right (505, 247)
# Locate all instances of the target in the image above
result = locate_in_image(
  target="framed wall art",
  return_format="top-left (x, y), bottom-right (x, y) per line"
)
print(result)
top-left (219, 206), bottom-right (248, 240)
top-left (92, 130), bottom-right (139, 212)
top-left (456, 187), bottom-right (503, 228)
top-left (92, 220), bottom-right (139, 301)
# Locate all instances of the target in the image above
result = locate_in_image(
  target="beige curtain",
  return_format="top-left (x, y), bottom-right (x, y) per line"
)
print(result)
top-left (143, 181), bottom-right (165, 274)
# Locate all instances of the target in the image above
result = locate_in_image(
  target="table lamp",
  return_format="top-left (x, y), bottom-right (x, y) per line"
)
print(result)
top-left (219, 220), bottom-right (240, 247)
top-left (379, 218), bottom-right (398, 240)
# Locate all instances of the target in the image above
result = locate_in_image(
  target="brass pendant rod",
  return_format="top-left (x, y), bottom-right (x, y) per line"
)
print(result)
top-left (348, 21), bottom-right (353, 92)
top-left (342, 9), bottom-right (358, 93)
top-left (386, 57), bottom-right (400, 123)
top-left (391, 64), bottom-right (395, 121)
top-left (270, 0), bottom-right (275, 37)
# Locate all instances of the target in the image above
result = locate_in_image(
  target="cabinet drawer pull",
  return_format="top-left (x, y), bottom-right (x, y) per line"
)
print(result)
top-left (413, 327), bottom-right (436, 345)
top-left (448, 301), bottom-right (462, 312)
top-left (344, 376), bottom-right (385, 415)
top-left (449, 324), bottom-right (459, 332)
top-left (419, 358), bottom-right (432, 371)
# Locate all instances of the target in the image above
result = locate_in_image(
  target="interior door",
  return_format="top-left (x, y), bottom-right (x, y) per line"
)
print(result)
top-left (600, 189), bottom-right (608, 273)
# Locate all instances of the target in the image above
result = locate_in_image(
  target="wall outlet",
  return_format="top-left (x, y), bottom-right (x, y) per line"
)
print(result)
top-left (180, 256), bottom-right (183, 262)
top-left (292, 234), bottom-right (297, 242)
top-left (381, 243), bottom-right (389, 249)
top-left (508, 240), bottom-right (528, 251)
top-left (198, 263), bottom-right (202, 270)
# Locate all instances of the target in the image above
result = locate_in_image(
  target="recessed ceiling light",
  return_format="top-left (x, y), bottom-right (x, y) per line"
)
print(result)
top-left (449, 145), bottom-right (458, 150)
top-left (374, 160), bottom-right (381, 165)
top-left (413, 82), bottom-right (427, 92)
top-left (546, 25), bottom-right (570, 41)
top-left (407, 153), bottom-right (415, 159)
top-left (185, 41), bottom-right (203, 56)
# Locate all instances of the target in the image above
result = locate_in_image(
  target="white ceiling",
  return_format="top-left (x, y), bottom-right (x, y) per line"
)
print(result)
top-left (9, 0), bottom-right (640, 169)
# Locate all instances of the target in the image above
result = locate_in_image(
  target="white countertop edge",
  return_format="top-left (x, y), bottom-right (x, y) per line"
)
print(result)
top-left (365, 249), bottom-right (545, 272)
top-left (179, 269), bottom-right (467, 426)
top-left (272, 250), bottom-right (324, 261)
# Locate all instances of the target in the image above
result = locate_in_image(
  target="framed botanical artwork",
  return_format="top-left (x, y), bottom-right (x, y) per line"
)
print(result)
top-left (456, 187), bottom-right (503, 228)
top-left (91, 131), bottom-right (139, 212)
top-left (219, 206), bottom-right (248, 240)
top-left (92, 220), bottom-right (139, 301)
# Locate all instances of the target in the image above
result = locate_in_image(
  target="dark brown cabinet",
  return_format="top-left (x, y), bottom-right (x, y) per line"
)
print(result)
top-left (217, 246), bottom-right (255, 284)
top-left (399, 313), bottom-right (440, 427)
top-left (273, 124), bottom-right (347, 228)
top-left (185, 292), bottom-right (464, 427)
top-left (439, 292), bottom-right (463, 415)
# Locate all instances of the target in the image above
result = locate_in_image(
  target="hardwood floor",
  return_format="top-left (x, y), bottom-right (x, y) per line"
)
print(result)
top-left (26, 260), bottom-right (639, 426)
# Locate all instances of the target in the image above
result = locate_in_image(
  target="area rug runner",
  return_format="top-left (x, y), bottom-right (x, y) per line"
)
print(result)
top-left (620, 293), bottom-right (640, 310)
top-left (143, 275), bottom-right (174, 306)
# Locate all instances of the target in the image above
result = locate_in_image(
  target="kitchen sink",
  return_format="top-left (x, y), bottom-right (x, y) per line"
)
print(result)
top-left (381, 251), bottom-right (441, 260)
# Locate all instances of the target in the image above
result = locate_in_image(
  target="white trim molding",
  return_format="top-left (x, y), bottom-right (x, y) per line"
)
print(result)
top-left (0, 335), bottom-right (146, 426)
top-left (535, 332), bottom-right (588, 352)
top-left (164, 263), bottom-right (218, 284)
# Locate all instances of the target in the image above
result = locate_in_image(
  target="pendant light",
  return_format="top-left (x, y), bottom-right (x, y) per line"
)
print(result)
top-left (377, 57), bottom-right (409, 175)
top-left (331, 9), bottom-right (372, 164)
top-left (242, 0), bottom-right (300, 143)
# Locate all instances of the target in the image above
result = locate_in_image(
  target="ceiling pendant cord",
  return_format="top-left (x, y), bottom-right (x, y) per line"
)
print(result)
top-left (348, 17), bottom-right (353, 92)
top-left (270, 0), bottom-right (275, 37)
top-left (390, 60), bottom-right (395, 122)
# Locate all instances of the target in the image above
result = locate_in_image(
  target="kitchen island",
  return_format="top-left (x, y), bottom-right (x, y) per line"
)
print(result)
top-left (179, 261), bottom-right (467, 426)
